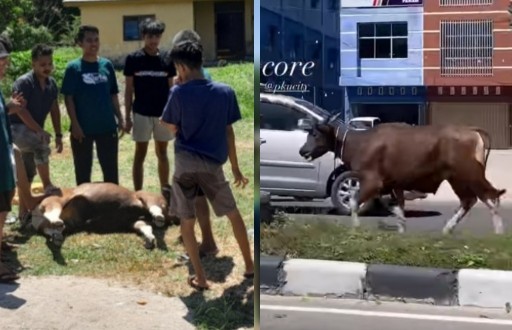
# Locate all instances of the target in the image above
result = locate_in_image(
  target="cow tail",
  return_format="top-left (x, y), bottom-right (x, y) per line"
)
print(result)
top-left (471, 127), bottom-right (491, 169)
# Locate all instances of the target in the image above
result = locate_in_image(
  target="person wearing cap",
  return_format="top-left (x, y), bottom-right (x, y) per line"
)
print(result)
top-left (0, 35), bottom-right (47, 282)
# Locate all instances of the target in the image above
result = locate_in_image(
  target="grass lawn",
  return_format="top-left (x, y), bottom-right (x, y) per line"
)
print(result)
top-left (261, 214), bottom-right (512, 270)
top-left (4, 63), bottom-right (254, 330)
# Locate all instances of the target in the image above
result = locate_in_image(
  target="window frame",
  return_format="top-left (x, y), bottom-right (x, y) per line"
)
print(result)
top-left (357, 22), bottom-right (408, 59)
top-left (123, 14), bottom-right (156, 41)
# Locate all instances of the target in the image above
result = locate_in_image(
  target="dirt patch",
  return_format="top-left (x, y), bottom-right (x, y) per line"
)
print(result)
top-left (0, 275), bottom-right (195, 329)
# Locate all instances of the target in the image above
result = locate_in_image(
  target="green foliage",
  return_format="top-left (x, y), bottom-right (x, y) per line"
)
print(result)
top-left (3, 24), bottom-right (54, 52)
top-left (0, 0), bottom-right (80, 50)
top-left (261, 220), bottom-right (512, 270)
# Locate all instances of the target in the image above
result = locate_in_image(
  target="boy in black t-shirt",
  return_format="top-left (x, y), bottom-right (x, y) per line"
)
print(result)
top-left (123, 18), bottom-right (175, 193)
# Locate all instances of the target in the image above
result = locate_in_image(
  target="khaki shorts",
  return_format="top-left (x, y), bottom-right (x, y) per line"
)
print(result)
top-left (170, 150), bottom-right (237, 219)
top-left (132, 112), bottom-right (174, 142)
top-left (11, 124), bottom-right (51, 166)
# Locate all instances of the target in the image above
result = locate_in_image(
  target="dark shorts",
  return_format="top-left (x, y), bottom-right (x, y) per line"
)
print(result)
top-left (170, 151), bottom-right (237, 219)
top-left (0, 190), bottom-right (15, 213)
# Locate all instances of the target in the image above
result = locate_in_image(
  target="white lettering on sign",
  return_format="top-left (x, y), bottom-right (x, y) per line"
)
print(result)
top-left (461, 87), bottom-right (466, 95)
top-left (496, 86), bottom-right (501, 95)
top-left (484, 86), bottom-right (489, 95)
top-left (438, 87), bottom-right (443, 95)
top-left (389, 87), bottom-right (394, 95)
top-left (450, 87), bottom-right (455, 95)
top-left (261, 61), bottom-right (316, 77)
top-left (378, 87), bottom-right (384, 95)
top-left (357, 87), bottom-right (363, 95)
top-left (473, 87), bottom-right (478, 95)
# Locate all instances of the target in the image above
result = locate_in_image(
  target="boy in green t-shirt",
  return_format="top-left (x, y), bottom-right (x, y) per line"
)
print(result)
top-left (61, 25), bottom-right (124, 185)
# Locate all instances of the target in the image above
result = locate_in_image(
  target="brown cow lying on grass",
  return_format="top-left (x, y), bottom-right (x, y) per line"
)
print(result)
top-left (299, 114), bottom-right (506, 234)
top-left (28, 182), bottom-right (178, 250)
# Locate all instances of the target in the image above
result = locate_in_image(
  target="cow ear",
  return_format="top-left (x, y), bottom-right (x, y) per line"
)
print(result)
top-left (317, 124), bottom-right (332, 135)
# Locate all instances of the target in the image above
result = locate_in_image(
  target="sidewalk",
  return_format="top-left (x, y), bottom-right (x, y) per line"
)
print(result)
top-left (0, 276), bottom-right (195, 330)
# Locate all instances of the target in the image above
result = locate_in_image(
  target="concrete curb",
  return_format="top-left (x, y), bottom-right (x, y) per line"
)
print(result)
top-left (260, 255), bottom-right (285, 293)
top-left (260, 256), bottom-right (512, 308)
top-left (366, 264), bottom-right (458, 306)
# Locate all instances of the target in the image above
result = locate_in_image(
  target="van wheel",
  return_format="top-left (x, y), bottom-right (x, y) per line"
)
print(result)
top-left (331, 171), bottom-right (374, 216)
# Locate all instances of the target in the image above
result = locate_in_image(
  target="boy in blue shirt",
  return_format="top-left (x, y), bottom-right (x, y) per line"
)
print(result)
top-left (161, 40), bottom-right (254, 290)
top-left (61, 25), bottom-right (123, 185)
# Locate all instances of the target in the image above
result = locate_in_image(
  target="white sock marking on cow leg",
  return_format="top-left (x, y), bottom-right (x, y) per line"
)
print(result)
top-left (349, 188), bottom-right (360, 228)
top-left (134, 220), bottom-right (156, 249)
top-left (390, 205), bottom-right (406, 233)
top-left (442, 207), bottom-right (465, 235)
top-left (149, 205), bottom-right (165, 227)
top-left (482, 199), bottom-right (504, 234)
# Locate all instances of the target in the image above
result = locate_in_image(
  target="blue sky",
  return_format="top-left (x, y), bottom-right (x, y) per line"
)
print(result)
top-left (254, 0), bottom-right (260, 63)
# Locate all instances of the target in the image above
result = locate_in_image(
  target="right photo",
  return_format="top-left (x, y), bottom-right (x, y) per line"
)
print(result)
top-left (259, 1), bottom-right (512, 329)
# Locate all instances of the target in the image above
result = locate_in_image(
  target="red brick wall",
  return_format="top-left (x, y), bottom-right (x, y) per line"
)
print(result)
top-left (424, 0), bottom-right (512, 86)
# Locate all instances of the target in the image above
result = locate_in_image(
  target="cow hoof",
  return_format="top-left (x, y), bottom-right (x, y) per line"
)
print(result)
top-left (153, 215), bottom-right (166, 228)
top-left (144, 238), bottom-right (156, 250)
top-left (51, 233), bottom-right (64, 247)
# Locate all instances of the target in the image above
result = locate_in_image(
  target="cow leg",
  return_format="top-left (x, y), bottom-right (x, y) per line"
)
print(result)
top-left (148, 205), bottom-right (166, 228)
top-left (442, 179), bottom-right (479, 235)
top-left (350, 173), bottom-right (382, 228)
top-left (442, 197), bottom-right (477, 235)
top-left (462, 163), bottom-right (506, 235)
top-left (388, 190), bottom-right (407, 233)
top-left (133, 220), bottom-right (156, 249)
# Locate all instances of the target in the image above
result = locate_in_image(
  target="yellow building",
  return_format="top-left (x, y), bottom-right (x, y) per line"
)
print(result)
top-left (63, 0), bottom-right (254, 62)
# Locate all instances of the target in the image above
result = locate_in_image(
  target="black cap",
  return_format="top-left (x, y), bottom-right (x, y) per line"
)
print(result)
top-left (0, 36), bottom-right (12, 58)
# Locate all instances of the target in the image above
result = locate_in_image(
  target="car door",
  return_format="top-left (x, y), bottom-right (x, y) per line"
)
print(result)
top-left (260, 101), bottom-right (321, 195)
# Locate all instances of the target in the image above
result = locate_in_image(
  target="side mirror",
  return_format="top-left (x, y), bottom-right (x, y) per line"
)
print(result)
top-left (297, 118), bottom-right (313, 131)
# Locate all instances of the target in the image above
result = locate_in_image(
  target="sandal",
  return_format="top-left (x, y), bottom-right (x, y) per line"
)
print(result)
top-left (0, 264), bottom-right (20, 283)
top-left (44, 185), bottom-right (61, 196)
top-left (1, 241), bottom-right (18, 252)
top-left (243, 272), bottom-right (254, 279)
top-left (187, 275), bottom-right (210, 291)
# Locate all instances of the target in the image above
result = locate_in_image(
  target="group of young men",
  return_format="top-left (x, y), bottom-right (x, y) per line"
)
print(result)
top-left (0, 18), bottom-right (254, 290)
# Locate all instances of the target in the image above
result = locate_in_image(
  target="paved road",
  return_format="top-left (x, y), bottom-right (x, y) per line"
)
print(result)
top-left (261, 295), bottom-right (512, 330)
top-left (270, 198), bottom-right (512, 236)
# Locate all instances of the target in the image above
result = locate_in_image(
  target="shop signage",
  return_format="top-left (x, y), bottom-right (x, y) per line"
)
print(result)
top-left (436, 86), bottom-right (502, 96)
top-left (355, 86), bottom-right (423, 97)
top-left (341, 0), bottom-right (423, 8)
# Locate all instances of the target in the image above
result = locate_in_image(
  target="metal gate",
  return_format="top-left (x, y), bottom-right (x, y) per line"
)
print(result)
top-left (429, 102), bottom-right (511, 149)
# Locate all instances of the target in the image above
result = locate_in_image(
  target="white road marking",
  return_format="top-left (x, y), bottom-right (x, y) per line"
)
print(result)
top-left (260, 305), bottom-right (512, 326)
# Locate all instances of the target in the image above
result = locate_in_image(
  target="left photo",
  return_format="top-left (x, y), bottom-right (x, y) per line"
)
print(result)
top-left (0, 1), bottom-right (255, 329)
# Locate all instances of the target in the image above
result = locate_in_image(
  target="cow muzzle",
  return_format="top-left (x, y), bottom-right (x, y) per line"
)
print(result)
top-left (42, 220), bottom-right (66, 246)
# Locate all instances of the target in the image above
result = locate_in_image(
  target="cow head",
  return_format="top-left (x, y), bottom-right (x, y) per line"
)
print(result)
top-left (30, 196), bottom-right (66, 246)
top-left (299, 122), bottom-right (337, 161)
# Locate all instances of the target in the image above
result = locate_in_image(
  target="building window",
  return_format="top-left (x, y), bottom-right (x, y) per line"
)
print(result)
top-left (123, 15), bottom-right (155, 41)
top-left (310, 0), bottom-right (320, 8)
top-left (440, 20), bottom-right (493, 76)
top-left (357, 22), bottom-right (408, 59)
top-left (440, 0), bottom-right (492, 6)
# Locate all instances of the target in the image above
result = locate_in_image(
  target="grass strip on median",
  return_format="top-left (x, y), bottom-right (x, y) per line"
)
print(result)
top-left (261, 216), bottom-right (512, 270)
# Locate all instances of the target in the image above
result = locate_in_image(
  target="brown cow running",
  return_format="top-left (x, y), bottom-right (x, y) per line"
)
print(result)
top-left (29, 182), bottom-right (176, 249)
top-left (299, 114), bottom-right (506, 234)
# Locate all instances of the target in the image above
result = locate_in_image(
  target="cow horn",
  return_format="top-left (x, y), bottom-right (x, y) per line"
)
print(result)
top-left (328, 112), bottom-right (342, 124)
